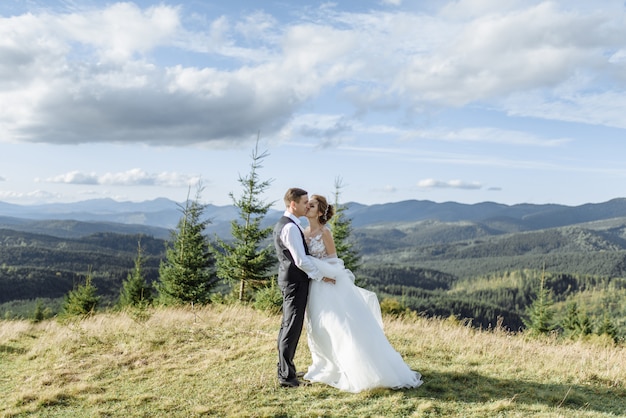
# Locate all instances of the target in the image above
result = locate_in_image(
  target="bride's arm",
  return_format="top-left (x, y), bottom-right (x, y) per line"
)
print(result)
top-left (319, 227), bottom-right (356, 282)
top-left (321, 226), bottom-right (336, 257)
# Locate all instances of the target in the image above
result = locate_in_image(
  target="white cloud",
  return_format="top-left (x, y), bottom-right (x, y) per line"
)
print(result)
top-left (42, 171), bottom-right (99, 185)
top-left (41, 169), bottom-right (200, 187)
top-left (396, 2), bottom-right (623, 106)
top-left (0, 4), bottom-right (304, 146)
top-left (58, 3), bottom-right (182, 63)
top-left (286, 113), bottom-right (570, 147)
top-left (1, 1), bottom-right (626, 149)
top-left (504, 90), bottom-right (626, 129)
top-left (0, 176), bottom-right (5, 181)
top-left (417, 179), bottom-right (483, 189)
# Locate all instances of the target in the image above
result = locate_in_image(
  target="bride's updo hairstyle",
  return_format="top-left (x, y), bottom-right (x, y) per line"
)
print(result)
top-left (311, 194), bottom-right (334, 225)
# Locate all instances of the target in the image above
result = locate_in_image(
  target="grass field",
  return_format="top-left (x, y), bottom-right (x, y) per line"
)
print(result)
top-left (1, 305), bottom-right (624, 417)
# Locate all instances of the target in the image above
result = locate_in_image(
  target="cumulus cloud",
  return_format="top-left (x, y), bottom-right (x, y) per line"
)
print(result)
top-left (42, 171), bottom-right (100, 185)
top-left (0, 10), bottom-right (250, 145)
top-left (397, 3), bottom-right (620, 104)
top-left (1, 1), bottom-right (625, 147)
top-left (41, 169), bottom-right (200, 187)
top-left (417, 179), bottom-right (483, 189)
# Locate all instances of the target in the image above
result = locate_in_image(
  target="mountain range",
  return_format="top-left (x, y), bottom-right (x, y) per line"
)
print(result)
top-left (2, 197), bottom-right (626, 238)
top-left (3, 195), bottom-right (626, 278)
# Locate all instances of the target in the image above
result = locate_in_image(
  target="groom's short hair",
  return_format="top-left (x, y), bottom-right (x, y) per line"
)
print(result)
top-left (284, 188), bottom-right (308, 207)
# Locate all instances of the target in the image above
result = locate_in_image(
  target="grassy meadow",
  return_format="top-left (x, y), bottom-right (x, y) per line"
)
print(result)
top-left (0, 304), bottom-right (624, 417)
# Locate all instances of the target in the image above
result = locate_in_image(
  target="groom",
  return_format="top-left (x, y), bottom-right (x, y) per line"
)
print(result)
top-left (274, 187), bottom-right (335, 388)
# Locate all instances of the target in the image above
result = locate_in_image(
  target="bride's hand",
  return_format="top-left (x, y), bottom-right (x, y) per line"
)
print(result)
top-left (322, 277), bottom-right (336, 284)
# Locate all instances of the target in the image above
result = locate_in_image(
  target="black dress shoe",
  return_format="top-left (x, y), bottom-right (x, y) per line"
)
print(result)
top-left (295, 371), bottom-right (306, 378)
top-left (279, 378), bottom-right (300, 388)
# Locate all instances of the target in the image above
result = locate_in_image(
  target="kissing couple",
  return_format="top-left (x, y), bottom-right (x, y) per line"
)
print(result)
top-left (274, 187), bottom-right (423, 393)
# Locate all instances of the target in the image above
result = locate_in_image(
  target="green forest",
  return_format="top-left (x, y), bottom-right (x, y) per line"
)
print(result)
top-left (0, 230), bottom-right (164, 308)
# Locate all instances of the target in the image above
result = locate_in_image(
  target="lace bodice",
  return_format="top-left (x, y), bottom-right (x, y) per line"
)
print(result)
top-left (306, 228), bottom-right (328, 259)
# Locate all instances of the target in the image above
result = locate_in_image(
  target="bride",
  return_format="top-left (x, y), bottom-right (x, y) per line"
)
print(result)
top-left (302, 194), bottom-right (423, 393)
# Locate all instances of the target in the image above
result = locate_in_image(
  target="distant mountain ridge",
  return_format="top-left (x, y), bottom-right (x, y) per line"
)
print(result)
top-left (0, 198), bottom-right (240, 238)
top-left (346, 198), bottom-right (626, 230)
top-left (2, 197), bottom-right (626, 238)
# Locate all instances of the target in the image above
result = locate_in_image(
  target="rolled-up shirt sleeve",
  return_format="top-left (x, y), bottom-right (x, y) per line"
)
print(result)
top-left (280, 222), bottom-right (324, 281)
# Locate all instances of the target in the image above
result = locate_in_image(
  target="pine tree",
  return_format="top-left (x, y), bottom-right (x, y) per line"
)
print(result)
top-left (329, 177), bottom-right (361, 274)
top-left (63, 268), bottom-right (100, 317)
top-left (119, 240), bottom-right (153, 308)
top-left (156, 185), bottom-right (218, 306)
top-left (562, 301), bottom-right (580, 338)
top-left (577, 311), bottom-right (593, 336)
top-left (32, 299), bottom-right (45, 323)
top-left (523, 268), bottom-right (554, 335)
top-left (212, 136), bottom-right (275, 301)
top-left (597, 312), bottom-right (618, 343)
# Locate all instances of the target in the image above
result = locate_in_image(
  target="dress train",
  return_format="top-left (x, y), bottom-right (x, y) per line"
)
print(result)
top-left (304, 256), bottom-right (423, 393)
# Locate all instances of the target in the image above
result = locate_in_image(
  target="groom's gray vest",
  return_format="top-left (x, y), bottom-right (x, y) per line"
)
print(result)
top-left (274, 216), bottom-right (310, 285)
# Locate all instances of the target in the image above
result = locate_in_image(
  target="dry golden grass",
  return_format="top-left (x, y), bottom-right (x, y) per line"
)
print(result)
top-left (0, 304), bottom-right (624, 417)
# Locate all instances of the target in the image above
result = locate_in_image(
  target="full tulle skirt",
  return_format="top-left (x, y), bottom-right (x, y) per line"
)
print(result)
top-left (304, 257), bottom-right (423, 393)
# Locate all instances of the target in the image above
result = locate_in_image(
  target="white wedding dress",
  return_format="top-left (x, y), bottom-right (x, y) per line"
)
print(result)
top-left (303, 227), bottom-right (423, 393)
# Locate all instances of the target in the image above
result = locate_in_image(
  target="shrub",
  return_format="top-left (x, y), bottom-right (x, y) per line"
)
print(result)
top-left (380, 297), bottom-right (408, 316)
top-left (253, 280), bottom-right (282, 314)
top-left (62, 271), bottom-right (100, 317)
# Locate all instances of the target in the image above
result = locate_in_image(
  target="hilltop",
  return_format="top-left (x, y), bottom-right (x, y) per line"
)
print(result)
top-left (1, 305), bottom-right (624, 417)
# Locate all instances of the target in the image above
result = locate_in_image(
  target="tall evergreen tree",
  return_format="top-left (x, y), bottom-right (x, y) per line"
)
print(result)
top-left (212, 137), bottom-right (275, 301)
top-left (156, 185), bottom-right (218, 305)
top-left (523, 268), bottom-right (554, 335)
top-left (63, 268), bottom-right (100, 317)
top-left (119, 240), bottom-right (153, 308)
top-left (329, 177), bottom-right (361, 274)
top-left (562, 301), bottom-right (581, 338)
top-left (577, 311), bottom-right (594, 336)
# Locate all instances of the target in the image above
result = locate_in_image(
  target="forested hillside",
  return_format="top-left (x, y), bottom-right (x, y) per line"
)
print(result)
top-left (356, 217), bottom-right (626, 337)
top-left (0, 216), bottom-right (171, 239)
top-left (0, 230), bottom-right (165, 307)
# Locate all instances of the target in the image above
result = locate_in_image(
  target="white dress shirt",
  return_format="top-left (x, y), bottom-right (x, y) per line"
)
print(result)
top-left (280, 211), bottom-right (324, 281)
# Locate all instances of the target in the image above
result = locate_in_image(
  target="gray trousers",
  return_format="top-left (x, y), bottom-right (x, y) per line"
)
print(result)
top-left (277, 280), bottom-right (309, 381)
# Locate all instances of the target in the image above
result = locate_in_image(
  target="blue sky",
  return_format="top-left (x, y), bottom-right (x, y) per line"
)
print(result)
top-left (1, 0), bottom-right (626, 209)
